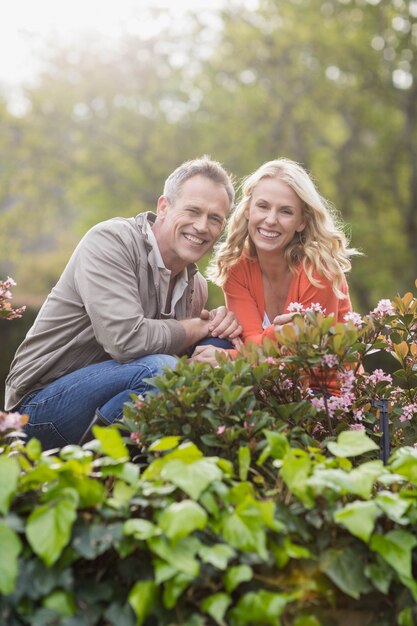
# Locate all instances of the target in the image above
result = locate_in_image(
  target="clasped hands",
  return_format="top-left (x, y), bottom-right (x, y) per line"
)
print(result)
top-left (190, 306), bottom-right (243, 364)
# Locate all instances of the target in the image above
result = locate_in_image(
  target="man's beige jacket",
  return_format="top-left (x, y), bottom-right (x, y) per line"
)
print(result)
top-left (5, 212), bottom-right (207, 411)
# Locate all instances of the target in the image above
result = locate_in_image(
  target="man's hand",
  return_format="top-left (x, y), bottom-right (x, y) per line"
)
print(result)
top-left (200, 306), bottom-right (242, 340)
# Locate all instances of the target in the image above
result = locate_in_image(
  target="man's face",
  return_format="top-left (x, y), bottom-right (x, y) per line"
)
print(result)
top-left (154, 175), bottom-right (230, 272)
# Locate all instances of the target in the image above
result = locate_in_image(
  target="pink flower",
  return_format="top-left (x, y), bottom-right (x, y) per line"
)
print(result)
top-left (305, 302), bottom-right (326, 315)
top-left (265, 357), bottom-right (275, 365)
top-left (130, 432), bottom-right (142, 444)
top-left (350, 424), bottom-right (365, 431)
top-left (368, 369), bottom-right (392, 385)
top-left (344, 311), bottom-right (363, 326)
top-left (371, 299), bottom-right (395, 319)
top-left (320, 354), bottom-right (338, 368)
top-left (353, 409), bottom-right (365, 421)
top-left (216, 425), bottom-right (226, 435)
top-left (0, 411), bottom-right (27, 432)
top-left (287, 302), bottom-right (304, 313)
top-left (399, 403), bottom-right (417, 423)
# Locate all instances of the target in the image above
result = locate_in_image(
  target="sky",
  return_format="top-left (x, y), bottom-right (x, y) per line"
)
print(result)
top-left (0, 0), bottom-right (226, 88)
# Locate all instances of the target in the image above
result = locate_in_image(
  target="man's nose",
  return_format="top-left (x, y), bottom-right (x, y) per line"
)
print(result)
top-left (193, 214), bottom-right (209, 232)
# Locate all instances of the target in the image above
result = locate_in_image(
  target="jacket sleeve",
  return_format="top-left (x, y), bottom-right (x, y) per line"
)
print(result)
top-left (73, 223), bottom-right (186, 362)
top-left (224, 264), bottom-right (276, 346)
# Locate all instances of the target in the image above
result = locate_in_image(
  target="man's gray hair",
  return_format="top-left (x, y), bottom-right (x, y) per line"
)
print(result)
top-left (163, 155), bottom-right (235, 207)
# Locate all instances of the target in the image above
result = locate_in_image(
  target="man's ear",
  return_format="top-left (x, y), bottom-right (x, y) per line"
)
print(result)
top-left (157, 196), bottom-right (169, 217)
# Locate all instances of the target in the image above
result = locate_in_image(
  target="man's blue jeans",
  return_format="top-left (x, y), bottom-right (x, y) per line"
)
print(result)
top-left (19, 354), bottom-right (177, 450)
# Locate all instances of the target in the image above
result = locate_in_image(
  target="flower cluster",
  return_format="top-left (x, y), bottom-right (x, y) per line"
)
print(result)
top-left (0, 411), bottom-right (28, 433)
top-left (0, 277), bottom-right (26, 321)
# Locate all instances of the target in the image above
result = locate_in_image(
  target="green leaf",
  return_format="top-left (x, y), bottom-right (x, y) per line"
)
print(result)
top-left (92, 425), bottom-right (129, 459)
top-left (230, 590), bottom-right (291, 626)
top-left (161, 458), bottom-right (222, 499)
top-left (364, 558), bottom-right (393, 594)
top-left (199, 543), bottom-right (235, 570)
top-left (159, 500), bottom-right (207, 541)
top-left (163, 572), bottom-right (193, 609)
top-left (390, 447), bottom-right (417, 485)
top-left (26, 495), bottom-right (78, 566)
top-left (128, 580), bottom-right (157, 626)
top-left (327, 430), bottom-right (378, 457)
top-left (397, 607), bottom-right (414, 626)
top-left (0, 522), bottom-right (22, 595)
top-left (25, 437), bottom-right (42, 460)
top-left (280, 450), bottom-right (313, 507)
top-left (43, 590), bottom-right (76, 617)
top-left (259, 431), bottom-right (290, 464)
top-left (149, 436), bottom-right (181, 452)
top-left (124, 519), bottom-right (160, 540)
top-left (370, 530), bottom-right (417, 581)
top-left (201, 593), bottom-right (232, 626)
top-left (376, 491), bottom-right (410, 523)
top-left (148, 536), bottom-right (200, 577)
top-left (320, 547), bottom-right (371, 599)
top-left (0, 456), bottom-right (20, 515)
top-left (293, 617), bottom-right (323, 626)
top-left (221, 500), bottom-right (268, 560)
top-left (224, 565), bottom-right (253, 594)
top-left (238, 446), bottom-right (251, 481)
top-left (334, 501), bottom-right (378, 542)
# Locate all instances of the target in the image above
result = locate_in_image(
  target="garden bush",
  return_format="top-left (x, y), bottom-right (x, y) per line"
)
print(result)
top-left (3, 281), bottom-right (417, 624)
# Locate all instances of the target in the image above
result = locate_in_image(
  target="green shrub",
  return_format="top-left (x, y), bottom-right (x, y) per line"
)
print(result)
top-left (1, 426), bottom-right (417, 625)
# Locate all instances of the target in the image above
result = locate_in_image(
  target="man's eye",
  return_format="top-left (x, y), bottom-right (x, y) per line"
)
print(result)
top-left (210, 216), bottom-right (223, 225)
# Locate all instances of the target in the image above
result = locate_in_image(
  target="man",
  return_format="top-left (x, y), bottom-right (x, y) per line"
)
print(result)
top-left (5, 156), bottom-right (241, 449)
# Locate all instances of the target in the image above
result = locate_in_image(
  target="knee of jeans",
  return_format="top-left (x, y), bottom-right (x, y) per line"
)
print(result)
top-left (146, 354), bottom-right (178, 375)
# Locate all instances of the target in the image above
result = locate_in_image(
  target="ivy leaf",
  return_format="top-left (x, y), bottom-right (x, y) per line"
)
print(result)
top-left (280, 450), bottom-right (314, 507)
top-left (92, 425), bottom-right (129, 459)
top-left (376, 491), bottom-right (410, 523)
top-left (0, 522), bottom-right (21, 595)
top-left (199, 543), bottom-right (236, 570)
top-left (159, 500), bottom-right (207, 541)
top-left (201, 593), bottom-right (232, 626)
top-left (327, 430), bottom-right (378, 457)
top-left (334, 501), bottom-right (379, 542)
top-left (0, 456), bottom-right (20, 515)
top-left (124, 519), bottom-right (160, 541)
top-left (148, 536), bottom-right (200, 577)
top-left (163, 572), bottom-right (193, 609)
top-left (224, 565), bottom-right (253, 594)
top-left (230, 590), bottom-right (291, 626)
top-left (161, 458), bottom-right (222, 499)
top-left (26, 493), bottom-right (78, 566)
top-left (43, 590), bottom-right (76, 617)
top-left (320, 547), bottom-right (371, 599)
top-left (221, 500), bottom-right (268, 560)
top-left (370, 530), bottom-right (417, 582)
top-left (128, 580), bottom-right (157, 626)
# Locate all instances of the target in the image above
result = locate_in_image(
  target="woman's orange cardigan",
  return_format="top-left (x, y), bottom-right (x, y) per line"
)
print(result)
top-left (224, 255), bottom-right (352, 345)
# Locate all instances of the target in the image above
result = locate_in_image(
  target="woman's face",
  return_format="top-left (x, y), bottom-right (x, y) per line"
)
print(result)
top-left (245, 177), bottom-right (305, 257)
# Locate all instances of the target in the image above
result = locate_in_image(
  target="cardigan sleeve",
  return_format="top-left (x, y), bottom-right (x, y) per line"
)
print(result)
top-left (292, 266), bottom-right (352, 322)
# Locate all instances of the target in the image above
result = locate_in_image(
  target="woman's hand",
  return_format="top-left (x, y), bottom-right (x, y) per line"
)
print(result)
top-left (189, 344), bottom-right (231, 365)
top-left (273, 312), bottom-right (297, 333)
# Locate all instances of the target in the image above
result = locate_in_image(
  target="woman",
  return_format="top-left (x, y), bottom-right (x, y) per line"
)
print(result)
top-left (192, 158), bottom-right (358, 361)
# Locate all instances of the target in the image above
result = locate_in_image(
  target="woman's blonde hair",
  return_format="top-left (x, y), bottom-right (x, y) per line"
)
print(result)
top-left (207, 158), bottom-right (359, 298)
